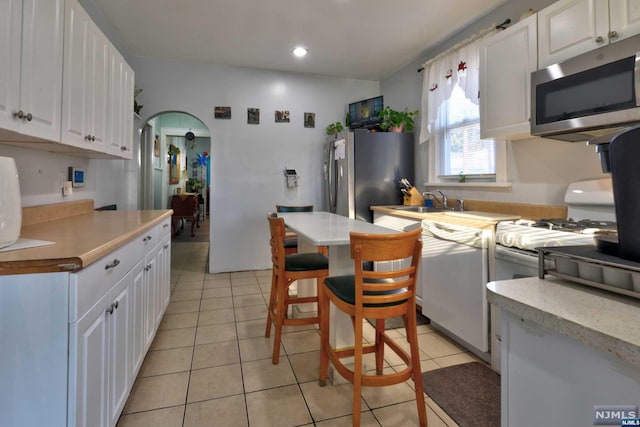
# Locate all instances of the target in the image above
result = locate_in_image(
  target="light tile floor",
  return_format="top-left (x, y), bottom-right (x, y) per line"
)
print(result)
top-left (117, 242), bottom-right (483, 427)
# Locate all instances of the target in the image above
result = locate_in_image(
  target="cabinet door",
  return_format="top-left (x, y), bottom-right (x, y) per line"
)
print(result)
top-left (89, 27), bottom-right (110, 148)
top-left (61, 0), bottom-right (89, 148)
top-left (62, 0), bottom-right (109, 151)
top-left (130, 260), bottom-right (146, 380)
top-left (158, 236), bottom-right (171, 323)
top-left (18, 0), bottom-right (63, 141)
top-left (0, 0), bottom-right (21, 133)
top-left (538, 0), bottom-right (609, 68)
top-left (108, 272), bottom-right (131, 427)
top-left (609, 0), bottom-right (640, 42)
top-left (71, 292), bottom-right (110, 427)
top-left (144, 245), bottom-right (161, 350)
top-left (480, 14), bottom-right (537, 140)
top-left (108, 47), bottom-right (135, 159)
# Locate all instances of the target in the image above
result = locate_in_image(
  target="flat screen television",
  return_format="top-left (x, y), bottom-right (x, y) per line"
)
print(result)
top-left (348, 96), bottom-right (383, 129)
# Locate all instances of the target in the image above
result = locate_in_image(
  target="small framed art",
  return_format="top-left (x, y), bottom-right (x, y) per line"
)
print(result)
top-left (214, 106), bottom-right (231, 119)
top-left (275, 110), bottom-right (290, 123)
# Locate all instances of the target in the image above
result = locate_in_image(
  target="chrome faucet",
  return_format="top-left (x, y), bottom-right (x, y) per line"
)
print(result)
top-left (422, 190), bottom-right (448, 208)
top-left (436, 189), bottom-right (448, 208)
top-left (456, 197), bottom-right (465, 212)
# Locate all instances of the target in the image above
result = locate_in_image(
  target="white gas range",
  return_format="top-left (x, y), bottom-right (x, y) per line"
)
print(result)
top-left (491, 178), bottom-right (616, 371)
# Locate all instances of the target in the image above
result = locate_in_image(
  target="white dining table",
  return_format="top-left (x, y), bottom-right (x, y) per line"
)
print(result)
top-left (277, 211), bottom-right (397, 370)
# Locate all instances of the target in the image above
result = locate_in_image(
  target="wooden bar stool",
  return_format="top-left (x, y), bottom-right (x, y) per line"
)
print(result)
top-left (318, 228), bottom-right (427, 427)
top-left (265, 214), bottom-right (329, 364)
top-left (276, 205), bottom-right (313, 255)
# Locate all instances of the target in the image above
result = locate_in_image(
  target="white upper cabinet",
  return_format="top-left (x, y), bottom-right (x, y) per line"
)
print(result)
top-left (0, 0), bottom-right (63, 141)
top-left (538, 0), bottom-right (640, 68)
top-left (480, 14), bottom-right (538, 140)
top-left (107, 46), bottom-right (134, 159)
top-left (62, 0), bottom-right (109, 151)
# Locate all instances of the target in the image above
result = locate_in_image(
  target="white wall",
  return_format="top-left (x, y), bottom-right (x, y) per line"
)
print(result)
top-left (132, 57), bottom-right (379, 272)
top-left (380, 0), bottom-right (609, 206)
top-left (0, 144), bottom-right (133, 209)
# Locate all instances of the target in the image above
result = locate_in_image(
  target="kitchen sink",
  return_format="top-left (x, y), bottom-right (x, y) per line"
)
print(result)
top-left (390, 206), bottom-right (453, 213)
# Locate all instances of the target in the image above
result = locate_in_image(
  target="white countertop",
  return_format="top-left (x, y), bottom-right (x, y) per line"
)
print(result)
top-left (487, 276), bottom-right (640, 368)
top-left (277, 211), bottom-right (396, 246)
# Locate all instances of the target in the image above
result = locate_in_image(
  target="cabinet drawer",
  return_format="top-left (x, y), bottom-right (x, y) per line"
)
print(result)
top-left (70, 239), bottom-right (138, 322)
top-left (157, 217), bottom-right (171, 240)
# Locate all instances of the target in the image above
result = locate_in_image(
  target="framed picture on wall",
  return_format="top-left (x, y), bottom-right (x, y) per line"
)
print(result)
top-left (214, 106), bottom-right (231, 119)
top-left (304, 112), bottom-right (315, 128)
top-left (275, 110), bottom-right (290, 123)
top-left (248, 108), bottom-right (260, 124)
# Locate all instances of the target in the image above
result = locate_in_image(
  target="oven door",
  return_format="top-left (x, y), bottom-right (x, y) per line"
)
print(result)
top-left (494, 245), bottom-right (540, 280)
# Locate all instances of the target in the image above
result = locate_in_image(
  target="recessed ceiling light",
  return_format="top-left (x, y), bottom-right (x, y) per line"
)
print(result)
top-left (292, 47), bottom-right (307, 58)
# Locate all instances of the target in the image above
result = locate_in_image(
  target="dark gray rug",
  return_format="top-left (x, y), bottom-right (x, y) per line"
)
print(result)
top-left (422, 362), bottom-right (500, 427)
top-left (366, 311), bottom-right (430, 330)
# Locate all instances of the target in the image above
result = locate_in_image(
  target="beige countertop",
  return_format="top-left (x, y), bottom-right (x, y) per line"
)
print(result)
top-left (0, 210), bottom-right (173, 275)
top-left (487, 276), bottom-right (640, 368)
top-left (371, 205), bottom-right (520, 228)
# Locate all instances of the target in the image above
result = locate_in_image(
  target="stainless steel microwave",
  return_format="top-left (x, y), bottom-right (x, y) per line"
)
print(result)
top-left (531, 33), bottom-right (640, 142)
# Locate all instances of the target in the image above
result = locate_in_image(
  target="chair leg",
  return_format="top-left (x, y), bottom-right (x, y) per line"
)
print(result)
top-left (375, 319), bottom-right (385, 375)
top-left (407, 308), bottom-right (427, 427)
top-left (352, 315), bottom-right (364, 427)
top-left (318, 281), bottom-right (330, 386)
top-left (265, 269), bottom-right (277, 338)
top-left (271, 277), bottom-right (288, 364)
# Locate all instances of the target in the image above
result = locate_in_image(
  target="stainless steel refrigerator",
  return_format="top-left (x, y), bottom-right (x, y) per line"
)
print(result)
top-left (324, 131), bottom-right (414, 223)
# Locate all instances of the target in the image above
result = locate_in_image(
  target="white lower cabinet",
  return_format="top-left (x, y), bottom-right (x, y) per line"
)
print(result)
top-left (0, 218), bottom-right (171, 427)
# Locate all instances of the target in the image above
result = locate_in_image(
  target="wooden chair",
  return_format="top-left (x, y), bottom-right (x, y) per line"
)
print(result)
top-left (265, 214), bottom-right (329, 364)
top-left (276, 205), bottom-right (314, 255)
top-left (170, 194), bottom-right (200, 237)
top-left (318, 228), bottom-right (426, 427)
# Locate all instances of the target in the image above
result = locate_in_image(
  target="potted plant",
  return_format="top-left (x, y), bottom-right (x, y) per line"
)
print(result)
top-left (186, 178), bottom-right (203, 193)
top-left (325, 121), bottom-right (344, 138)
top-left (377, 107), bottom-right (419, 132)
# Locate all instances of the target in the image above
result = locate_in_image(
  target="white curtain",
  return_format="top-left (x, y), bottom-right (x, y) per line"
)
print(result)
top-left (419, 26), bottom-right (495, 144)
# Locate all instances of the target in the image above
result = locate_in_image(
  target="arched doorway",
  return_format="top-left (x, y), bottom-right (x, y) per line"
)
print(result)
top-left (138, 111), bottom-right (211, 222)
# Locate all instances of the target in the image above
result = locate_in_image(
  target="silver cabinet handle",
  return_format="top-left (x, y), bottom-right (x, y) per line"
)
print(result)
top-left (106, 303), bottom-right (115, 314)
top-left (113, 300), bottom-right (119, 310)
top-left (595, 35), bottom-right (605, 44)
top-left (105, 259), bottom-right (120, 270)
top-left (163, 224), bottom-right (169, 228)
top-left (609, 30), bottom-right (619, 41)
top-left (143, 235), bottom-right (152, 242)
top-left (120, 146), bottom-right (127, 151)
top-left (13, 110), bottom-right (24, 119)
top-left (163, 244), bottom-right (169, 249)
top-left (25, 112), bottom-right (32, 121)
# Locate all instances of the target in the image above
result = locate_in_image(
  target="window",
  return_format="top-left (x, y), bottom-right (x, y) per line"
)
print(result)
top-left (437, 85), bottom-right (495, 180)
top-left (419, 25), bottom-right (507, 185)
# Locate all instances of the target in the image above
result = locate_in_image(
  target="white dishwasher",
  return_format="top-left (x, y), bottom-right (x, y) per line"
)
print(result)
top-left (421, 219), bottom-right (492, 356)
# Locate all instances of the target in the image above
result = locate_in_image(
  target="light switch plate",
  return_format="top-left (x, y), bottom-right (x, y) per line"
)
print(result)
top-left (63, 181), bottom-right (73, 196)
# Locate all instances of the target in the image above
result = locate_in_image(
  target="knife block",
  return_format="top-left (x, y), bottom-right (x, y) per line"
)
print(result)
top-left (403, 187), bottom-right (424, 206)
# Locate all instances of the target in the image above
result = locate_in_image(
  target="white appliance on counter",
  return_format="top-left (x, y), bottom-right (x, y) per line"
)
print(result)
top-left (421, 219), bottom-right (494, 359)
top-left (491, 178), bottom-right (616, 371)
top-left (0, 157), bottom-right (22, 249)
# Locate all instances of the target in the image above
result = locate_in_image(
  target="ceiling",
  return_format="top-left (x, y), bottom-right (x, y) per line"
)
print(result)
top-left (91, 0), bottom-right (508, 81)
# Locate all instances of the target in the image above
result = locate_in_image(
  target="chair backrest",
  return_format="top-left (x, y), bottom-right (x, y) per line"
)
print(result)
top-left (350, 228), bottom-right (422, 308)
top-left (267, 214), bottom-right (287, 273)
top-left (276, 205), bottom-right (313, 213)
